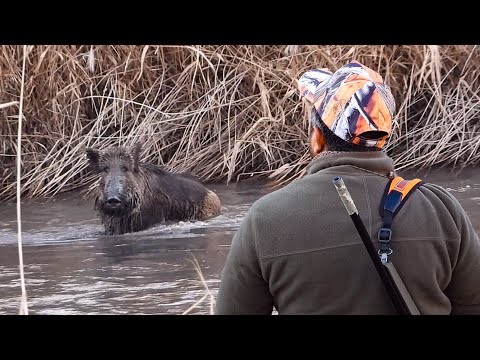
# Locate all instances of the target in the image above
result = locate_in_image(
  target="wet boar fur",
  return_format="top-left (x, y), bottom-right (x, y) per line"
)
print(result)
top-left (86, 144), bottom-right (222, 235)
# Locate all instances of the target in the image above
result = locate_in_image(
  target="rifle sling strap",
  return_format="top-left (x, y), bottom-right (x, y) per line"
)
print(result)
top-left (377, 176), bottom-right (424, 315)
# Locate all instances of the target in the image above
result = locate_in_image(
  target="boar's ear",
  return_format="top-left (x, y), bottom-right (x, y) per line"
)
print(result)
top-left (85, 148), bottom-right (100, 173)
top-left (132, 143), bottom-right (142, 172)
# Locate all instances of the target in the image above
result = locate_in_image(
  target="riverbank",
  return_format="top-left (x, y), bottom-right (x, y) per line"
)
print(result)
top-left (1, 45), bottom-right (479, 201)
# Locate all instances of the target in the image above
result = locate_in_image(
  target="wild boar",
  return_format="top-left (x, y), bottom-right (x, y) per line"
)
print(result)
top-left (85, 144), bottom-right (221, 235)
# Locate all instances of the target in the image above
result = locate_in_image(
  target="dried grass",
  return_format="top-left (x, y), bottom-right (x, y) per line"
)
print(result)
top-left (15, 45), bottom-right (29, 315)
top-left (0, 45), bottom-right (479, 201)
top-left (181, 256), bottom-right (216, 315)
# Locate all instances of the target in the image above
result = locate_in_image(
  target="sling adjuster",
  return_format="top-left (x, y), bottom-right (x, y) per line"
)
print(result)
top-left (378, 228), bottom-right (392, 242)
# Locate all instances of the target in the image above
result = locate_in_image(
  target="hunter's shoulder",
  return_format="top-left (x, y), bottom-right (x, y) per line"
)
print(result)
top-left (418, 182), bottom-right (461, 208)
top-left (415, 181), bottom-right (472, 228)
top-left (246, 177), bottom-right (317, 222)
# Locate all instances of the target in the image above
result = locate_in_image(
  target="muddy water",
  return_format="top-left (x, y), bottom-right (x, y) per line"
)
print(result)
top-left (0, 167), bottom-right (479, 315)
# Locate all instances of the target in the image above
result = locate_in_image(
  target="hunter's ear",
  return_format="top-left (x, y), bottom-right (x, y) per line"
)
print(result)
top-left (132, 143), bottom-right (142, 172)
top-left (310, 126), bottom-right (326, 157)
top-left (86, 148), bottom-right (100, 173)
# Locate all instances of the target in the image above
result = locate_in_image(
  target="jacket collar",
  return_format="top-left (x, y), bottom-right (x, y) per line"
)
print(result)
top-left (306, 151), bottom-right (395, 177)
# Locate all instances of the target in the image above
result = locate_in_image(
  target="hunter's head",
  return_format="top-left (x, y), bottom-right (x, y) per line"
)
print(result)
top-left (298, 60), bottom-right (396, 155)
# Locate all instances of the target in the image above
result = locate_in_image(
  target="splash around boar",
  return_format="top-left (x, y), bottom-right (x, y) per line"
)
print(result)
top-left (85, 144), bottom-right (222, 235)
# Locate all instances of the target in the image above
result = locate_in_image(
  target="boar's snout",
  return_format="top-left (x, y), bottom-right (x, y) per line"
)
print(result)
top-left (104, 196), bottom-right (123, 211)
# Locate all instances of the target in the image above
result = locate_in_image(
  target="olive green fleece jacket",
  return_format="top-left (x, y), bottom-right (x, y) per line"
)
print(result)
top-left (215, 151), bottom-right (480, 315)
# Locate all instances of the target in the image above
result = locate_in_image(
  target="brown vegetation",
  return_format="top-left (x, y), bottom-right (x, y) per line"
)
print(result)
top-left (1, 45), bottom-right (479, 201)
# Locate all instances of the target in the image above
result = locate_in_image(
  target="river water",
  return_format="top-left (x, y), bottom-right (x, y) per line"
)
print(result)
top-left (0, 167), bottom-right (479, 315)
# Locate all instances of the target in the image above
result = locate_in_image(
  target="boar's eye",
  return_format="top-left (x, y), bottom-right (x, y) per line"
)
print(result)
top-left (103, 166), bottom-right (110, 173)
top-left (122, 166), bottom-right (129, 172)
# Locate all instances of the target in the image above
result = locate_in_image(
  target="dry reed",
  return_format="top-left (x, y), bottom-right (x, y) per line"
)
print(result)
top-left (0, 45), bottom-right (479, 201)
top-left (181, 256), bottom-right (216, 315)
top-left (15, 45), bottom-right (29, 315)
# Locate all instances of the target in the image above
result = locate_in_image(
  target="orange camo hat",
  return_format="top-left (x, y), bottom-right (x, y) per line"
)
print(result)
top-left (298, 61), bottom-right (396, 149)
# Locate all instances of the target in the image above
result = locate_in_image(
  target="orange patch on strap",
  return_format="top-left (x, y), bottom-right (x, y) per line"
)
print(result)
top-left (388, 177), bottom-right (423, 200)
